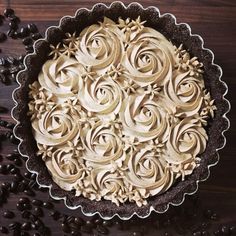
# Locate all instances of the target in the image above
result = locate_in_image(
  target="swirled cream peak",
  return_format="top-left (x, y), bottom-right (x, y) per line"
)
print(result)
top-left (28, 17), bottom-right (216, 207)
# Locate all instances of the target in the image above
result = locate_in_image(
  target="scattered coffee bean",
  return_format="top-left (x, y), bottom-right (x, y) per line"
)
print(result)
top-left (10, 167), bottom-right (19, 174)
top-left (0, 32), bottom-right (7, 42)
top-left (21, 222), bottom-right (31, 231)
top-left (61, 223), bottom-right (70, 233)
top-left (9, 222), bottom-right (20, 231)
top-left (32, 33), bottom-right (42, 40)
top-left (9, 21), bottom-right (18, 30)
top-left (33, 233), bottom-right (40, 236)
top-left (24, 189), bottom-right (35, 196)
top-left (42, 201), bottom-right (53, 209)
top-left (19, 27), bottom-right (30, 38)
top-left (0, 15), bottom-right (4, 25)
top-left (0, 164), bottom-right (7, 174)
top-left (97, 225), bottom-right (109, 235)
top-left (71, 230), bottom-right (81, 236)
top-left (0, 58), bottom-right (7, 66)
top-left (19, 197), bottom-right (30, 204)
top-left (132, 232), bottom-right (142, 236)
top-left (22, 37), bottom-right (33, 45)
top-left (95, 218), bottom-right (103, 225)
top-left (13, 158), bottom-right (22, 166)
top-left (34, 207), bottom-right (44, 217)
top-left (221, 225), bottom-right (230, 235)
top-left (7, 29), bottom-right (15, 38)
top-left (27, 23), bottom-right (38, 33)
top-left (32, 199), bottom-right (43, 206)
top-left (4, 8), bottom-right (15, 17)
top-left (22, 210), bottom-right (31, 219)
top-left (0, 73), bottom-right (7, 83)
top-left (0, 226), bottom-right (8, 234)
top-left (3, 210), bottom-right (15, 219)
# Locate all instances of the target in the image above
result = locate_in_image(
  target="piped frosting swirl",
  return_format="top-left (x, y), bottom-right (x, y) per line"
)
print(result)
top-left (28, 17), bottom-right (216, 207)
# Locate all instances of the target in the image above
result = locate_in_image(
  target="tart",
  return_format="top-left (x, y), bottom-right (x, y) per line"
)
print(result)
top-left (12, 2), bottom-right (230, 219)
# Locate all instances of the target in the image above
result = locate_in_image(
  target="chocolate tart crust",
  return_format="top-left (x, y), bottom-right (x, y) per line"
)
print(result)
top-left (12, 2), bottom-right (230, 219)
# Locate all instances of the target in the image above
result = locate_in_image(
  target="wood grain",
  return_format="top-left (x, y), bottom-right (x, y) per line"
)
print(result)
top-left (0, 1), bottom-right (235, 235)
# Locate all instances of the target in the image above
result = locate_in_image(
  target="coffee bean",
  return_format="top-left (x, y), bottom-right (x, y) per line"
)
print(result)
top-left (0, 119), bottom-right (8, 127)
top-left (1, 182), bottom-right (10, 190)
top-left (32, 33), bottom-right (42, 40)
top-left (0, 32), bottom-right (7, 42)
top-left (14, 173), bottom-right (23, 181)
top-left (74, 217), bottom-right (85, 226)
top-left (29, 214), bottom-right (37, 222)
top-left (132, 232), bottom-right (142, 236)
top-left (29, 179), bottom-right (37, 188)
top-left (19, 197), bottom-right (30, 204)
top-left (14, 158), bottom-right (22, 166)
top-left (97, 225), bottom-right (109, 235)
top-left (10, 167), bottom-right (19, 174)
top-left (32, 199), bottom-right (43, 206)
top-left (86, 220), bottom-right (96, 228)
top-left (0, 73), bottom-right (7, 83)
top-left (7, 29), bottom-right (15, 38)
top-left (230, 226), bottom-right (236, 236)
top-left (43, 201), bottom-right (53, 209)
top-left (34, 207), bottom-right (44, 217)
top-left (0, 58), bottom-right (6, 66)
top-left (0, 164), bottom-right (7, 174)
top-left (210, 213), bottom-right (218, 220)
top-left (6, 122), bottom-right (15, 129)
top-left (4, 8), bottom-right (15, 17)
top-left (71, 230), bottom-right (81, 236)
top-left (24, 189), bottom-right (35, 196)
top-left (16, 203), bottom-right (24, 211)
top-left (25, 45), bottom-right (33, 52)
top-left (30, 173), bottom-right (36, 179)
top-left (22, 210), bottom-right (31, 219)
top-left (6, 153), bottom-right (16, 160)
top-left (0, 15), bottom-right (4, 25)
top-left (21, 222), bottom-right (31, 231)
top-left (9, 15), bottom-right (20, 24)
top-left (69, 222), bottom-right (79, 230)
top-left (27, 23), bottom-right (38, 33)
top-left (33, 233), bottom-right (40, 236)
top-left (9, 222), bottom-right (20, 231)
top-left (49, 210), bottom-right (60, 220)
top-left (24, 172), bottom-right (31, 179)
top-left (202, 231), bottom-right (209, 236)
top-left (0, 226), bottom-right (8, 234)
top-left (95, 218), bottom-right (103, 225)
top-left (22, 37), bottom-right (32, 45)
top-left (61, 223), bottom-right (70, 233)
top-left (9, 21), bottom-right (18, 30)
top-left (18, 64), bottom-right (25, 70)
top-left (3, 210), bottom-right (15, 218)
top-left (221, 225), bottom-right (230, 235)
top-left (213, 230), bottom-right (221, 236)
top-left (9, 66), bottom-right (19, 74)
top-left (19, 27), bottom-right (30, 38)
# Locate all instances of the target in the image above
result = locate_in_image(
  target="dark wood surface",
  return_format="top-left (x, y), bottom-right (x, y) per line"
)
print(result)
top-left (0, 1), bottom-right (235, 235)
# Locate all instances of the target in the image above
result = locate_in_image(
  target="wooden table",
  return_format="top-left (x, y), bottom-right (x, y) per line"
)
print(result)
top-left (0, 1), bottom-right (235, 235)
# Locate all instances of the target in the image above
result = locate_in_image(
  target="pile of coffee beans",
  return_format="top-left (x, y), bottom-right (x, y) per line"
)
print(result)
top-left (0, 8), bottom-right (42, 85)
top-left (0, 7), bottom-right (235, 236)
